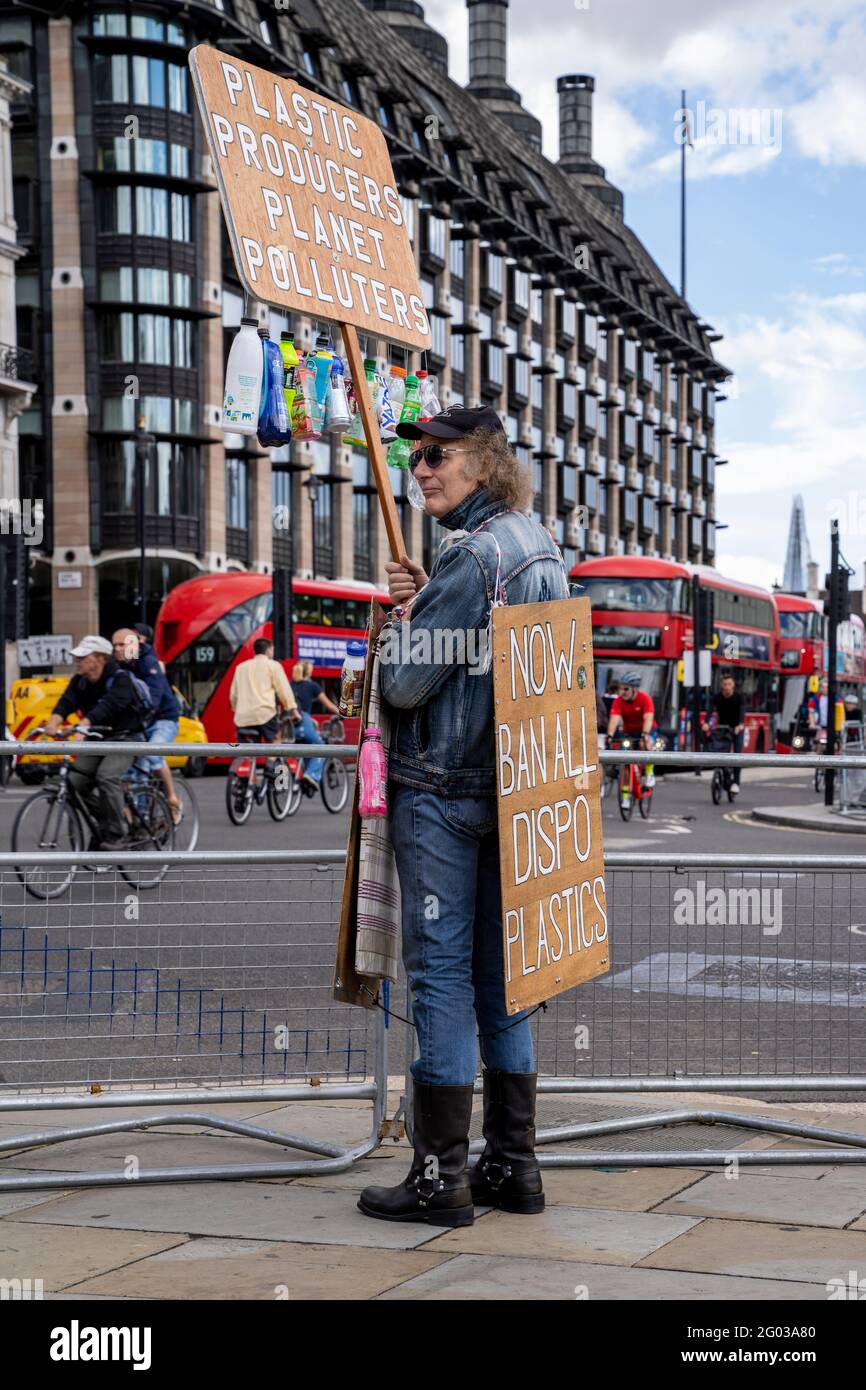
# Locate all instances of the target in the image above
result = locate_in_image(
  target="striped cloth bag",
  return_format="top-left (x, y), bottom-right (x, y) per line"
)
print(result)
top-left (354, 629), bottom-right (401, 982)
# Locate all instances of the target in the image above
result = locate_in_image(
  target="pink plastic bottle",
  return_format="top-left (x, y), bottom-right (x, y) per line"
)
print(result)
top-left (358, 726), bottom-right (388, 818)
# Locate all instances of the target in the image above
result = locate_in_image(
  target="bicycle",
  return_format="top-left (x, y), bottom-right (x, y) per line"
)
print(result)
top-left (282, 713), bottom-right (350, 816)
top-left (813, 732), bottom-right (834, 795)
top-left (608, 734), bottom-right (655, 821)
top-left (225, 736), bottom-right (294, 825)
top-left (127, 763), bottom-right (200, 852)
top-left (705, 724), bottom-right (738, 805)
top-left (11, 727), bottom-right (175, 900)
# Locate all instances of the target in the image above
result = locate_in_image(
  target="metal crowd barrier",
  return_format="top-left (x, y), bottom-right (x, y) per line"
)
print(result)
top-left (405, 750), bottom-right (866, 1170)
top-left (0, 839), bottom-right (389, 1192)
top-left (1, 743), bottom-right (866, 1190)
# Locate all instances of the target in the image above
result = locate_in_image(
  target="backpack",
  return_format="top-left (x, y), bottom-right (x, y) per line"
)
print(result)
top-left (107, 668), bottom-right (154, 721)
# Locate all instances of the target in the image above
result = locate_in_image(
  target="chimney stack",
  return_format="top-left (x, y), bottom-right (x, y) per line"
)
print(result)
top-left (467, 0), bottom-right (508, 88)
top-left (465, 0), bottom-right (542, 151)
top-left (361, 1), bottom-right (449, 76)
top-left (557, 73), bottom-right (624, 220)
top-left (558, 74), bottom-right (595, 166)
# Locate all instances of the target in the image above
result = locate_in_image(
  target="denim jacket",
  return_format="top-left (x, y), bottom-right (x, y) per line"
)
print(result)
top-left (380, 486), bottom-right (569, 796)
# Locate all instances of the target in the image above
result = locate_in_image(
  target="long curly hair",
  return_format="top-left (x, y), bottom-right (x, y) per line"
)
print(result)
top-left (460, 428), bottom-right (533, 511)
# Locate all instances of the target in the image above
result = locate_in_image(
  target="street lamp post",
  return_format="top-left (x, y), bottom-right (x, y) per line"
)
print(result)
top-left (302, 472), bottom-right (321, 578)
top-left (134, 413), bottom-right (155, 626)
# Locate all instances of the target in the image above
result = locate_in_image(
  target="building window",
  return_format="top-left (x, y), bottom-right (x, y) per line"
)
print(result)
top-left (102, 396), bottom-right (194, 434)
top-left (449, 234), bottom-right (465, 280)
top-left (302, 48), bottom-right (321, 78)
top-left (421, 211), bottom-right (447, 264)
top-left (530, 286), bottom-right (544, 324)
top-left (510, 267), bottom-right (530, 313)
top-left (378, 101), bottom-right (394, 129)
top-left (430, 313), bottom-right (446, 360)
top-left (100, 439), bottom-right (199, 521)
top-left (400, 196), bottom-right (415, 243)
top-left (94, 52), bottom-right (188, 110)
top-left (94, 12), bottom-right (186, 43)
top-left (98, 312), bottom-right (196, 369)
top-left (96, 185), bottom-right (191, 241)
top-left (96, 138), bottom-right (190, 177)
top-left (483, 250), bottom-right (503, 299)
top-left (226, 457), bottom-right (249, 531)
top-left (100, 267), bottom-right (192, 306)
top-left (451, 332), bottom-right (465, 374)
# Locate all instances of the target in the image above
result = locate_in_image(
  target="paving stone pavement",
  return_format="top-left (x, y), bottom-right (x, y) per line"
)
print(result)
top-left (2, 1089), bottom-right (866, 1301)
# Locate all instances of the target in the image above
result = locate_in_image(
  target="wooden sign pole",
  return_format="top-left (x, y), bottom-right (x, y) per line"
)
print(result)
top-left (341, 323), bottom-right (408, 566)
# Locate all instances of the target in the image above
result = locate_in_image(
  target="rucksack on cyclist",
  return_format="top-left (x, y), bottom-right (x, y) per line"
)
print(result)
top-left (106, 669), bottom-right (154, 724)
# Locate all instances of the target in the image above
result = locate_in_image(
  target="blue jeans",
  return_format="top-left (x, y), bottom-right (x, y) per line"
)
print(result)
top-left (132, 717), bottom-right (179, 776)
top-left (296, 711), bottom-right (325, 783)
top-left (390, 784), bottom-right (535, 1086)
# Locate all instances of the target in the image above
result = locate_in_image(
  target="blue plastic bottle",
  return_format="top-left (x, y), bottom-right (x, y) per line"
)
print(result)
top-left (257, 332), bottom-right (291, 445)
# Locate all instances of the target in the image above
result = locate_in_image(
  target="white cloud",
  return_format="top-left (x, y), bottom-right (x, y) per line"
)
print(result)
top-left (713, 290), bottom-right (866, 572)
top-left (789, 76), bottom-right (866, 166)
top-left (424, 0), bottom-right (866, 180)
top-left (715, 551), bottom-right (784, 592)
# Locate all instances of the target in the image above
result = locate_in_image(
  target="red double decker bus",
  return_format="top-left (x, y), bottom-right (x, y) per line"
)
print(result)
top-left (155, 573), bottom-right (388, 753)
top-left (774, 592), bottom-right (825, 751)
top-left (570, 556), bottom-right (781, 751)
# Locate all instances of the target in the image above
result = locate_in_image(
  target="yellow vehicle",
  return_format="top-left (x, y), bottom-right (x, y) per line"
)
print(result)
top-left (7, 676), bottom-right (208, 784)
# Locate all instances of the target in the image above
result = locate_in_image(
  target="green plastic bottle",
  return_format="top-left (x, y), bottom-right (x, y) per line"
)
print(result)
top-left (343, 357), bottom-right (379, 448)
top-left (388, 375), bottom-right (421, 469)
top-left (279, 332), bottom-right (299, 418)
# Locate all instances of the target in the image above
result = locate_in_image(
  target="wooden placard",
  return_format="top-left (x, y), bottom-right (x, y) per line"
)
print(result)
top-left (493, 598), bottom-right (609, 1015)
top-left (189, 45), bottom-right (432, 351)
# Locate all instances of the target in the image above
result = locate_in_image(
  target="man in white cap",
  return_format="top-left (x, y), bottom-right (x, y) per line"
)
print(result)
top-left (44, 635), bottom-right (150, 849)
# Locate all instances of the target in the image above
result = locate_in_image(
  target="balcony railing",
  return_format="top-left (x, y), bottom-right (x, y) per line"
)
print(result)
top-left (0, 343), bottom-right (37, 385)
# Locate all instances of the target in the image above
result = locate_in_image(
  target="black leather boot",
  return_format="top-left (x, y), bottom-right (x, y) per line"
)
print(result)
top-left (470, 1071), bottom-right (545, 1214)
top-left (358, 1080), bottom-right (474, 1227)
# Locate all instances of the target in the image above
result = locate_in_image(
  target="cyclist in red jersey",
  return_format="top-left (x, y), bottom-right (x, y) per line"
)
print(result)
top-left (607, 671), bottom-right (656, 787)
top-left (608, 672), bottom-right (655, 740)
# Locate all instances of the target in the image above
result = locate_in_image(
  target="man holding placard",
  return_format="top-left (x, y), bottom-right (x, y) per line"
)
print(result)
top-left (356, 407), bottom-right (570, 1228)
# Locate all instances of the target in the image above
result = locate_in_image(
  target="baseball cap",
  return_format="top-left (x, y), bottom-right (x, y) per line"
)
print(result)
top-left (396, 404), bottom-right (506, 441)
top-left (70, 635), bottom-right (113, 658)
top-left (134, 622), bottom-right (154, 643)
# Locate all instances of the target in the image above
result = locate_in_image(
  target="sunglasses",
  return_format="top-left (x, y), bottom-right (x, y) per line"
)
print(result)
top-left (407, 444), bottom-right (467, 473)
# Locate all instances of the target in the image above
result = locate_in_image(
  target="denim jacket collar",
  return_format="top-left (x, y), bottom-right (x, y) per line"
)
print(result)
top-left (436, 486), bottom-right (507, 535)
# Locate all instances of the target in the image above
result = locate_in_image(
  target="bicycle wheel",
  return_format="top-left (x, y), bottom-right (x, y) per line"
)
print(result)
top-left (120, 785), bottom-right (174, 889)
top-left (727, 776), bottom-right (737, 803)
top-left (638, 785), bottom-right (653, 818)
top-left (711, 769), bottom-right (722, 805)
top-left (320, 757), bottom-right (349, 813)
top-left (226, 758), bottom-right (254, 825)
top-left (171, 777), bottom-right (200, 851)
top-left (814, 767), bottom-right (825, 795)
top-left (267, 759), bottom-right (294, 821)
top-left (618, 765), bottom-right (634, 821)
top-left (12, 789), bottom-right (82, 899)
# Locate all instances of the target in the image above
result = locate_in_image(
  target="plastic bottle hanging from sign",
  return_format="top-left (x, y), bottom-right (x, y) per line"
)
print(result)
top-left (222, 317), bottom-right (264, 435)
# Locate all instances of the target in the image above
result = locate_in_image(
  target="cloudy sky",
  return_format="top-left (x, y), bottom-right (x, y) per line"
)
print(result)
top-left (424, 0), bottom-right (866, 593)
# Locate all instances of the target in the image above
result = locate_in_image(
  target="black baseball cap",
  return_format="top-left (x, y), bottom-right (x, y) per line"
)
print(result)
top-left (396, 404), bottom-right (506, 441)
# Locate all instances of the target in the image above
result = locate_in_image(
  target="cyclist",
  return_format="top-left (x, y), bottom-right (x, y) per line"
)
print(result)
top-left (290, 660), bottom-right (340, 792)
top-left (43, 634), bottom-right (148, 850)
top-left (701, 672), bottom-right (745, 794)
top-left (607, 670), bottom-right (655, 786)
top-left (230, 637), bottom-right (301, 761)
top-left (112, 626), bottom-right (183, 823)
top-left (808, 677), bottom-right (830, 747)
